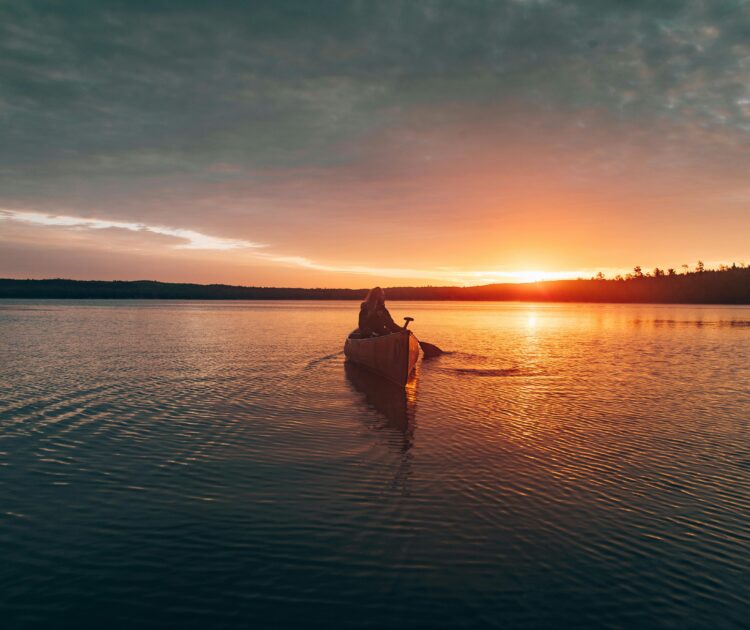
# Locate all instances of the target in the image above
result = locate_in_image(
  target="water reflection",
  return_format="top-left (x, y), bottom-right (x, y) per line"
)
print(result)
top-left (344, 361), bottom-right (417, 453)
top-left (5, 301), bottom-right (750, 627)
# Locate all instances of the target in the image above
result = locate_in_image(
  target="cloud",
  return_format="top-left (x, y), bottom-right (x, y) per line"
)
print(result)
top-left (2, 0), bottom-right (749, 191)
top-left (1, 2), bottom-right (749, 284)
top-left (0, 209), bottom-right (264, 250)
top-left (257, 252), bottom-right (596, 284)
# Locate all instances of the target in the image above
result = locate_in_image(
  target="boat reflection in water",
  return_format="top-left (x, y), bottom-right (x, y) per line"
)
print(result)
top-left (344, 361), bottom-right (418, 453)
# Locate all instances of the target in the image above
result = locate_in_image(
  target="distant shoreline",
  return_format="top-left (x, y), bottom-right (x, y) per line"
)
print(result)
top-left (2, 271), bottom-right (750, 304)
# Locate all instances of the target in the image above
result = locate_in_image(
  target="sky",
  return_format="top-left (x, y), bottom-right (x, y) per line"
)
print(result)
top-left (1, 0), bottom-right (749, 287)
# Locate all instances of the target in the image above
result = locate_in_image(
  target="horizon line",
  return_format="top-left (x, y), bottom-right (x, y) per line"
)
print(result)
top-left (1, 264), bottom-right (745, 292)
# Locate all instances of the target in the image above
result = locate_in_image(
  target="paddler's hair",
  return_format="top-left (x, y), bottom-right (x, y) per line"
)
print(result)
top-left (364, 287), bottom-right (385, 310)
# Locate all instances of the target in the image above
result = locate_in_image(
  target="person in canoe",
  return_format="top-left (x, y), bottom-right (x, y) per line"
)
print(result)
top-left (357, 287), bottom-right (405, 337)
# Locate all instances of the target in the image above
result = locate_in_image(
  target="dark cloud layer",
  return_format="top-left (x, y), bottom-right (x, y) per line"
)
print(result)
top-left (2, 0), bottom-right (749, 193)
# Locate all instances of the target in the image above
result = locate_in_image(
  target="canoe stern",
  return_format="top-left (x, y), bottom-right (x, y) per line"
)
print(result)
top-left (344, 331), bottom-right (420, 386)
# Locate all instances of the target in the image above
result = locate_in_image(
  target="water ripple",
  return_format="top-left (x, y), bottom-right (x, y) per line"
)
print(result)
top-left (1, 300), bottom-right (749, 628)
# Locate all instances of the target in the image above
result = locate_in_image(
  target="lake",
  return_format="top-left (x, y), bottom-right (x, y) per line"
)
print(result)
top-left (1, 300), bottom-right (749, 628)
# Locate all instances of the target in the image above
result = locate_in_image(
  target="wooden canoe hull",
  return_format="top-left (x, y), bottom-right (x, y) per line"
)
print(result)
top-left (344, 331), bottom-right (420, 386)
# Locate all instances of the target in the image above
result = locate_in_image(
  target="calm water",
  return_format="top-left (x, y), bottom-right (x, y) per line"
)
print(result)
top-left (2, 300), bottom-right (750, 629)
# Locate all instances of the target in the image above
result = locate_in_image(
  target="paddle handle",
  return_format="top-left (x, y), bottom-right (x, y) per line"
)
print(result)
top-left (403, 316), bottom-right (414, 330)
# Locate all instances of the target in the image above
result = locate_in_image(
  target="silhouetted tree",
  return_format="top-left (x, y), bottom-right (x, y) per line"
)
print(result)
top-left (4, 269), bottom-right (750, 303)
top-left (696, 260), bottom-right (705, 273)
top-left (633, 266), bottom-right (644, 278)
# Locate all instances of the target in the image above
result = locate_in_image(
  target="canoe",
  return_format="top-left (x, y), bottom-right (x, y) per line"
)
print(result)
top-left (344, 330), bottom-right (420, 386)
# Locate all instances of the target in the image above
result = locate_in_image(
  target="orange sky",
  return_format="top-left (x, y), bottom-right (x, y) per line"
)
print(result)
top-left (2, 3), bottom-right (749, 287)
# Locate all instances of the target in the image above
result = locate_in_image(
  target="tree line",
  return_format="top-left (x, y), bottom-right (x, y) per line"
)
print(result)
top-left (1, 263), bottom-right (750, 303)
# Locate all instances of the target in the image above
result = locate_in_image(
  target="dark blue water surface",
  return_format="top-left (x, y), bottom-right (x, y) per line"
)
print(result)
top-left (1, 300), bottom-right (750, 628)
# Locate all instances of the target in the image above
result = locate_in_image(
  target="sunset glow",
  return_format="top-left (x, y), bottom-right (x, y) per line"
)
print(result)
top-left (1, 3), bottom-right (749, 287)
top-left (0, 208), bottom-right (610, 285)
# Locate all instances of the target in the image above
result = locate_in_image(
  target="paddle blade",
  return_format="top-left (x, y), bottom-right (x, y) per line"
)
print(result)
top-left (419, 341), bottom-right (443, 359)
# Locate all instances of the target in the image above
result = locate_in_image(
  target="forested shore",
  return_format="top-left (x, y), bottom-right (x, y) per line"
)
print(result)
top-left (2, 265), bottom-right (750, 303)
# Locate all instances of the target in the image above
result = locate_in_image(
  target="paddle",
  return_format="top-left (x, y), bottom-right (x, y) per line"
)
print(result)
top-left (403, 317), bottom-right (444, 358)
top-left (418, 340), bottom-right (443, 359)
